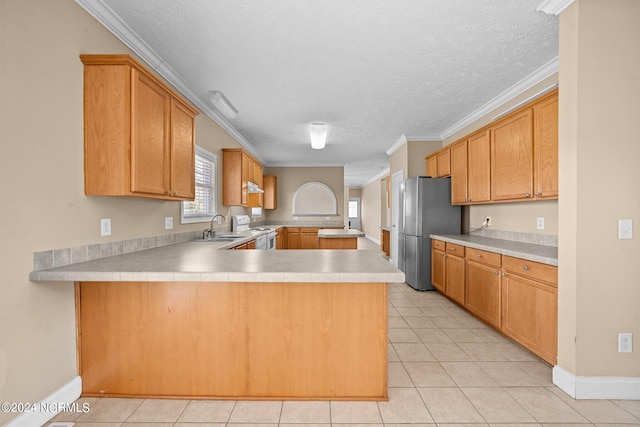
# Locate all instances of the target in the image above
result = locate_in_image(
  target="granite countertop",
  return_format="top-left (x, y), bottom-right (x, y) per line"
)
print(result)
top-left (430, 233), bottom-right (558, 266)
top-left (29, 237), bottom-right (404, 283)
top-left (318, 229), bottom-right (365, 238)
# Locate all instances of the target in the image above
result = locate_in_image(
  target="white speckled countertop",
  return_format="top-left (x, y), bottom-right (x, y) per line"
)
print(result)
top-left (29, 233), bottom-right (404, 283)
top-left (318, 229), bottom-right (365, 238)
top-left (430, 234), bottom-right (558, 266)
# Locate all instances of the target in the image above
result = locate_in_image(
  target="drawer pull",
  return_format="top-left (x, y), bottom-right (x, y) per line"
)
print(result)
top-left (523, 265), bottom-right (529, 271)
top-left (477, 254), bottom-right (482, 258)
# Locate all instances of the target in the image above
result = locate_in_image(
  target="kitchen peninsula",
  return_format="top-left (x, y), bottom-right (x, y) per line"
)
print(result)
top-left (30, 238), bottom-right (403, 401)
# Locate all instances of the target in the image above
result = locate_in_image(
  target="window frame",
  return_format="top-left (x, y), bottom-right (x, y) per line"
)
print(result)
top-left (180, 146), bottom-right (217, 224)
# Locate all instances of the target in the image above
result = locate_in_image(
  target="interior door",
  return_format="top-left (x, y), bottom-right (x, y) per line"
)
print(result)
top-left (391, 170), bottom-right (404, 267)
top-left (348, 197), bottom-right (361, 230)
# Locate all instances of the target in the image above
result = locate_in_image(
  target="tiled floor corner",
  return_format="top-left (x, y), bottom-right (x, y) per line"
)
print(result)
top-left (47, 281), bottom-right (640, 427)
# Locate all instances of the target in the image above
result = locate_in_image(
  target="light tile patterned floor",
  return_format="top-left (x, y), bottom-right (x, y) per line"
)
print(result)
top-left (48, 275), bottom-right (640, 426)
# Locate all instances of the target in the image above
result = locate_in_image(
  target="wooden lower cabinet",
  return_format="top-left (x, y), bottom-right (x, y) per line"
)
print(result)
top-left (465, 247), bottom-right (502, 328)
top-left (287, 228), bottom-right (301, 249)
top-left (444, 243), bottom-right (465, 305)
top-left (432, 243), bottom-right (558, 364)
top-left (431, 248), bottom-right (446, 293)
top-left (502, 256), bottom-right (558, 365)
top-left (77, 281), bottom-right (388, 399)
top-left (318, 237), bottom-right (357, 249)
top-left (275, 228), bottom-right (285, 249)
top-left (300, 228), bottom-right (319, 249)
top-left (380, 229), bottom-right (390, 256)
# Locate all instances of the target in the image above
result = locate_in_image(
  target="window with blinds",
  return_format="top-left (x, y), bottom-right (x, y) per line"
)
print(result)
top-left (181, 146), bottom-right (217, 223)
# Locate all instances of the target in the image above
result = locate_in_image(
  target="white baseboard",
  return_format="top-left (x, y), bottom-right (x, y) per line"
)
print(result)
top-left (364, 234), bottom-right (381, 245)
top-left (553, 365), bottom-right (640, 399)
top-left (5, 376), bottom-right (82, 427)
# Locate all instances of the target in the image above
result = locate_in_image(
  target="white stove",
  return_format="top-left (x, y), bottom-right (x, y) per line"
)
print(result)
top-left (232, 216), bottom-right (276, 250)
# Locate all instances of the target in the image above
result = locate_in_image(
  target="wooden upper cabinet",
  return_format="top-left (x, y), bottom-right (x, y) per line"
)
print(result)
top-left (426, 155), bottom-right (437, 177)
top-left (130, 69), bottom-right (171, 196)
top-left (263, 175), bottom-right (277, 209)
top-left (170, 100), bottom-right (196, 198)
top-left (450, 140), bottom-right (468, 204)
top-left (222, 148), bottom-right (264, 207)
top-left (436, 148), bottom-right (451, 177)
top-left (490, 109), bottom-right (534, 201)
top-left (533, 91), bottom-right (559, 199)
top-left (81, 54), bottom-right (197, 201)
top-left (426, 148), bottom-right (451, 177)
top-left (467, 129), bottom-right (491, 203)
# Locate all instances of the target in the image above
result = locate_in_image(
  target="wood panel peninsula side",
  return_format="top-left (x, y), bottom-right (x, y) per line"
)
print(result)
top-left (31, 242), bottom-right (403, 400)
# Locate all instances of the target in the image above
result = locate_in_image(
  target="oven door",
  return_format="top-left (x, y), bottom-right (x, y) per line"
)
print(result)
top-left (267, 232), bottom-right (276, 250)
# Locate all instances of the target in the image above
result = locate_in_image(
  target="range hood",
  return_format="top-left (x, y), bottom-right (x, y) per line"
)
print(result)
top-left (247, 181), bottom-right (264, 194)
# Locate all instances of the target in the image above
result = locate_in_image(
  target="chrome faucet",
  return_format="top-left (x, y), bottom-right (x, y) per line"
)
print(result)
top-left (203, 214), bottom-right (226, 239)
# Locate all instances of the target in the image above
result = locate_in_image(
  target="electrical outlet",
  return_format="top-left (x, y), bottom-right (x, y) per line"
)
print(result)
top-left (618, 219), bottom-right (633, 240)
top-left (619, 333), bottom-right (633, 353)
top-left (100, 218), bottom-right (111, 237)
top-left (165, 216), bottom-right (173, 230)
top-left (537, 217), bottom-right (545, 230)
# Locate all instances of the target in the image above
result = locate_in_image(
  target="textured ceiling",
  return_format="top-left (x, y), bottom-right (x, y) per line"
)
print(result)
top-left (95, 0), bottom-right (558, 186)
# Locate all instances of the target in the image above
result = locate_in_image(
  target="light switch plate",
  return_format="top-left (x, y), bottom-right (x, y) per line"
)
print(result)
top-left (618, 219), bottom-right (633, 240)
top-left (165, 216), bottom-right (173, 230)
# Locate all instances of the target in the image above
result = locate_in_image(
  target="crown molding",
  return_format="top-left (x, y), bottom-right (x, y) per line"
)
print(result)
top-left (386, 134), bottom-right (408, 156)
top-left (362, 167), bottom-right (391, 187)
top-left (440, 56), bottom-right (558, 141)
top-left (406, 135), bottom-right (442, 142)
top-left (265, 162), bottom-right (345, 168)
top-left (74, 0), bottom-right (265, 164)
top-left (537, 0), bottom-right (575, 15)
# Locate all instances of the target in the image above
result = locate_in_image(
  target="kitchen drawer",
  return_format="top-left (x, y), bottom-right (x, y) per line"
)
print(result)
top-left (466, 247), bottom-right (501, 268)
top-left (431, 239), bottom-right (445, 250)
top-left (287, 227), bottom-right (300, 232)
top-left (502, 255), bottom-right (557, 286)
top-left (445, 242), bottom-right (465, 257)
top-left (300, 227), bottom-right (318, 233)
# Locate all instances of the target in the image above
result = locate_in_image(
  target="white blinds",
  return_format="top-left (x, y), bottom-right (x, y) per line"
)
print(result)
top-left (183, 147), bottom-right (216, 218)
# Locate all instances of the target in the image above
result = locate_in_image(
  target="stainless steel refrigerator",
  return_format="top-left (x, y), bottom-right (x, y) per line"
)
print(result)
top-left (398, 176), bottom-right (461, 291)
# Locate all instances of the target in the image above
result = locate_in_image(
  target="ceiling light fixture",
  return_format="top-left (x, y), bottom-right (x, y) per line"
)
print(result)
top-left (208, 91), bottom-right (237, 119)
top-left (310, 122), bottom-right (328, 150)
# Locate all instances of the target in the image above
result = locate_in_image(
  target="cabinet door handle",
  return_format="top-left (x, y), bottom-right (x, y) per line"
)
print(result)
top-left (501, 272), bottom-right (506, 277)
top-left (525, 193), bottom-right (531, 198)
top-left (493, 271), bottom-right (499, 275)
top-left (523, 265), bottom-right (529, 271)
top-left (535, 192), bottom-right (540, 197)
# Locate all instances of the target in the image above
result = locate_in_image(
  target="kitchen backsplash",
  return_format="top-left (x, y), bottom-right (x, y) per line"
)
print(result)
top-left (470, 228), bottom-right (558, 247)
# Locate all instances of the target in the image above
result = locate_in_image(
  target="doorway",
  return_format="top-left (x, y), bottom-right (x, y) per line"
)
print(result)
top-left (391, 170), bottom-right (404, 267)
top-left (348, 197), bottom-right (361, 230)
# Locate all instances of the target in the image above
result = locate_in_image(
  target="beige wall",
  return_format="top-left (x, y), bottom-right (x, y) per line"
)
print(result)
top-left (558, 0), bottom-right (640, 377)
top-left (0, 1), bottom-right (244, 422)
top-left (407, 141), bottom-right (442, 177)
top-left (360, 179), bottom-right (382, 239)
top-left (263, 167), bottom-right (345, 223)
